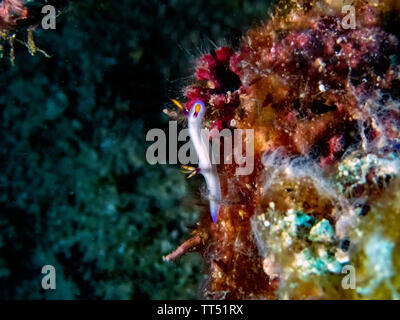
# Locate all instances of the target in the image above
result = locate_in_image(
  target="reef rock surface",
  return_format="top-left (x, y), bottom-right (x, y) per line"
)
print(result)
top-left (167, 0), bottom-right (400, 300)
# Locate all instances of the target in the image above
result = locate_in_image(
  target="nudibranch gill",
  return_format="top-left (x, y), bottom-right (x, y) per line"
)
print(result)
top-left (172, 99), bottom-right (221, 224)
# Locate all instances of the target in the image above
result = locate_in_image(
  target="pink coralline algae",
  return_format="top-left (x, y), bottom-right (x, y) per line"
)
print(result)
top-left (0, 0), bottom-right (27, 28)
top-left (165, 0), bottom-right (400, 299)
top-left (0, 0), bottom-right (55, 64)
top-left (185, 46), bottom-right (243, 132)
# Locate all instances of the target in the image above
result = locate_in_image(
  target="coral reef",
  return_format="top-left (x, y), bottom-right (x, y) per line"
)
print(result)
top-left (166, 0), bottom-right (400, 299)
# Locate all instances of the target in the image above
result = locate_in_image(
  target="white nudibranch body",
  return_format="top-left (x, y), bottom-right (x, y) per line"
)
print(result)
top-left (188, 101), bottom-right (221, 223)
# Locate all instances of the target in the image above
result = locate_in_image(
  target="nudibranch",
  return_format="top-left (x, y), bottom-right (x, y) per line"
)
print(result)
top-left (172, 99), bottom-right (221, 224)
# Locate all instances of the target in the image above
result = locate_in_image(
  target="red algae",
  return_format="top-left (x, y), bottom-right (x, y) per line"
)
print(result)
top-left (0, 0), bottom-right (27, 28)
top-left (0, 0), bottom-right (63, 64)
top-left (165, 0), bottom-right (400, 299)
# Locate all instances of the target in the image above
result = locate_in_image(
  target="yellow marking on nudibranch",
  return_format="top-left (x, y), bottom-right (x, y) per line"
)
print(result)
top-left (180, 165), bottom-right (198, 179)
top-left (181, 165), bottom-right (195, 171)
top-left (186, 171), bottom-right (197, 179)
top-left (171, 99), bottom-right (185, 111)
top-left (195, 103), bottom-right (201, 114)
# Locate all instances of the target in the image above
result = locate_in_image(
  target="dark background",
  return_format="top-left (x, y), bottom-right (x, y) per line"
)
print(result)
top-left (0, 0), bottom-right (272, 299)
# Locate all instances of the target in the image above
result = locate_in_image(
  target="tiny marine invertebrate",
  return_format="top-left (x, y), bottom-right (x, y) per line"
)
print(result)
top-left (0, 0), bottom-right (27, 28)
top-left (0, 0), bottom-right (28, 29)
top-left (164, 0), bottom-right (400, 299)
top-left (171, 99), bottom-right (221, 224)
top-left (0, 0), bottom-right (66, 63)
top-left (0, 0), bottom-right (27, 62)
